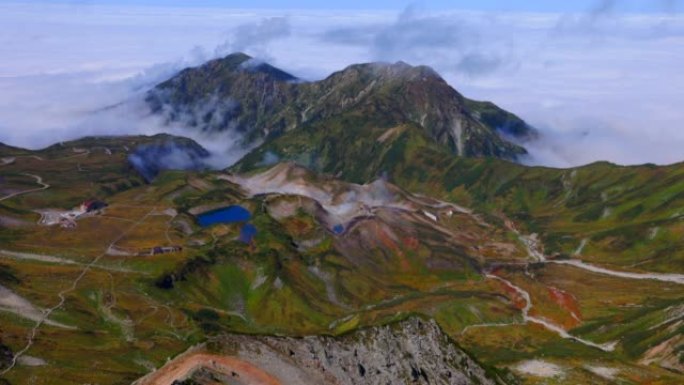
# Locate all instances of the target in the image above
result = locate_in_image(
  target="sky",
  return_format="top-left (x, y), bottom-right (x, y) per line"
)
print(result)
top-left (29, 0), bottom-right (681, 13)
top-left (0, 0), bottom-right (683, 167)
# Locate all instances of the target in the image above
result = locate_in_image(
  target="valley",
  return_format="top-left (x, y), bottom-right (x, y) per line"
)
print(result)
top-left (0, 55), bottom-right (682, 385)
top-left (0, 133), bottom-right (682, 385)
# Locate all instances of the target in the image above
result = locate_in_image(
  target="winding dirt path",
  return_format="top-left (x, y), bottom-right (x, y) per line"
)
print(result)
top-left (0, 207), bottom-right (158, 376)
top-left (547, 259), bottom-right (684, 285)
top-left (506, 220), bottom-right (684, 285)
top-left (0, 173), bottom-right (49, 202)
top-left (0, 284), bottom-right (73, 329)
top-left (134, 351), bottom-right (283, 385)
top-left (486, 274), bottom-right (617, 351)
top-left (0, 248), bottom-right (142, 274)
top-left (0, 249), bottom-right (76, 265)
top-left (480, 219), bottom-right (683, 351)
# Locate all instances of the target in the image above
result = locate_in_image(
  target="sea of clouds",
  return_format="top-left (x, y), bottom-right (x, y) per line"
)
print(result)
top-left (0, 1), bottom-right (683, 167)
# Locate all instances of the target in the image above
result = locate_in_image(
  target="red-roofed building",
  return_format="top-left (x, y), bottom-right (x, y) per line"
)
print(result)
top-left (80, 200), bottom-right (107, 213)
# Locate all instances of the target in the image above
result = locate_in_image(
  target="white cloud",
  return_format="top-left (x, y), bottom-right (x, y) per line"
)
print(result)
top-left (0, 2), bottom-right (683, 167)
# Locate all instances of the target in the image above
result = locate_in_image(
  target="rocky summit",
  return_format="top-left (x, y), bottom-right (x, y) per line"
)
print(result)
top-left (137, 317), bottom-right (512, 385)
top-left (147, 53), bottom-right (534, 161)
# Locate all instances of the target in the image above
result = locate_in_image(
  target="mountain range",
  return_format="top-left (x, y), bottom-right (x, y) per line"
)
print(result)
top-left (0, 54), bottom-right (682, 385)
top-left (147, 53), bottom-right (534, 170)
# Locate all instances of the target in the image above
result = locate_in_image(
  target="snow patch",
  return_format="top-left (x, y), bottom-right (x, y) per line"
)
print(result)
top-left (648, 227), bottom-right (660, 240)
top-left (601, 207), bottom-right (612, 219)
top-left (585, 365), bottom-right (619, 380)
top-left (574, 238), bottom-right (588, 256)
top-left (17, 355), bottom-right (47, 367)
top-left (514, 360), bottom-right (564, 378)
top-left (422, 210), bottom-right (438, 222)
top-left (250, 271), bottom-right (268, 290)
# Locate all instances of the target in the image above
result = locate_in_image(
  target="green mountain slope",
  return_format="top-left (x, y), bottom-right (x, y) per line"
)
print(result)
top-left (147, 52), bottom-right (534, 159)
top-left (377, 156), bottom-right (684, 273)
top-left (1, 136), bottom-right (683, 384)
top-left (1, 55), bottom-right (683, 385)
top-left (234, 111), bottom-right (684, 275)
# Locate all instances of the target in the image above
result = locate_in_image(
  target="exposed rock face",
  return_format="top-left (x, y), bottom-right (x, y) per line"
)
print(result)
top-left (180, 317), bottom-right (513, 385)
top-left (147, 53), bottom-right (299, 143)
top-left (640, 333), bottom-right (684, 374)
top-left (146, 53), bottom-right (533, 161)
top-left (300, 61), bottom-right (528, 158)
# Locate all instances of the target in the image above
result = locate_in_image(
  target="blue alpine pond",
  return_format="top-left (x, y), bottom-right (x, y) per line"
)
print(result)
top-left (197, 205), bottom-right (251, 227)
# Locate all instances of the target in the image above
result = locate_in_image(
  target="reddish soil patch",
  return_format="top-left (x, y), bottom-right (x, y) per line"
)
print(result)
top-left (492, 276), bottom-right (527, 310)
top-left (375, 224), bottom-right (401, 254)
top-left (285, 218), bottom-right (313, 236)
top-left (136, 352), bottom-right (283, 385)
top-left (547, 286), bottom-right (582, 327)
top-left (402, 236), bottom-right (420, 251)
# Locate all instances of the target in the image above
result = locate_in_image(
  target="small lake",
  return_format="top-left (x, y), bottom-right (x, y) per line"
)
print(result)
top-left (239, 223), bottom-right (258, 244)
top-left (197, 205), bottom-right (251, 227)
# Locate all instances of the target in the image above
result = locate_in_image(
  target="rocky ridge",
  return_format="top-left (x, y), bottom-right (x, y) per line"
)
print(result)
top-left (146, 53), bottom-right (534, 161)
top-left (149, 317), bottom-right (513, 385)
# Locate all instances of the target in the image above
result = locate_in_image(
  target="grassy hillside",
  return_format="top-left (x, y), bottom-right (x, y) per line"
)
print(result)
top-left (1, 135), bottom-right (683, 384)
top-left (149, 53), bottom-right (532, 159)
top-left (236, 123), bottom-right (684, 274)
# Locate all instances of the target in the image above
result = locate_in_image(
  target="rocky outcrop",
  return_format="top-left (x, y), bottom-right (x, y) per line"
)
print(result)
top-left (640, 333), bottom-right (684, 374)
top-left (167, 317), bottom-right (514, 385)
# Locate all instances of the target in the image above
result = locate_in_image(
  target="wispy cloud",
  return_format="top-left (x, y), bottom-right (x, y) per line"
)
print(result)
top-left (214, 16), bottom-right (291, 61)
top-left (321, 6), bottom-right (516, 77)
top-left (0, 2), bottom-right (682, 168)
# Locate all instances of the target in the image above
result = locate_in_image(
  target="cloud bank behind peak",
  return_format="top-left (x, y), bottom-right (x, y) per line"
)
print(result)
top-left (0, 2), bottom-right (683, 168)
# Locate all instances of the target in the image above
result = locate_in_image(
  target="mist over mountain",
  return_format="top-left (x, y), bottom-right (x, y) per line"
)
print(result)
top-left (128, 137), bottom-right (212, 182)
top-left (1, 3), bottom-right (684, 385)
top-left (146, 52), bottom-right (535, 168)
top-left (1, 2), bottom-right (683, 167)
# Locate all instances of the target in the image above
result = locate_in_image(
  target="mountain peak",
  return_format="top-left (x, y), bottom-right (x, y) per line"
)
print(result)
top-left (148, 53), bottom-right (533, 168)
top-left (223, 51), bottom-right (252, 61)
top-left (335, 60), bottom-right (442, 84)
top-left (237, 57), bottom-right (298, 82)
top-left (192, 52), bottom-right (297, 82)
top-left (218, 52), bottom-right (252, 66)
